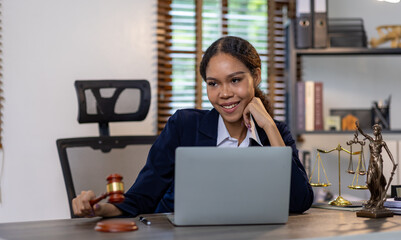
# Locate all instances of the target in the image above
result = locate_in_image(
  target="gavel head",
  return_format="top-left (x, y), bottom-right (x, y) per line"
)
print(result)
top-left (106, 173), bottom-right (125, 204)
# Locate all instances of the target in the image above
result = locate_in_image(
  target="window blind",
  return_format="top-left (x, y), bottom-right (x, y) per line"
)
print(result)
top-left (157, 0), bottom-right (174, 131)
top-left (267, 0), bottom-right (295, 121)
top-left (157, 0), bottom-right (294, 132)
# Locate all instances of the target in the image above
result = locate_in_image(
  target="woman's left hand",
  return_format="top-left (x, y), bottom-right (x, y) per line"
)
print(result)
top-left (243, 97), bottom-right (285, 146)
top-left (243, 97), bottom-right (274, 130)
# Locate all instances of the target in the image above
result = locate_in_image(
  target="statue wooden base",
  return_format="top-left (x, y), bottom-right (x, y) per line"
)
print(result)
top-left (94, 219), bottom-right (138, 232)
top-left (356, 207), bottom-right (394, 218)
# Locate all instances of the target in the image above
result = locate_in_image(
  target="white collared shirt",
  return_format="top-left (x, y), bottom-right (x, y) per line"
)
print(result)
top-left (216, 115), bottom-right (263, 148)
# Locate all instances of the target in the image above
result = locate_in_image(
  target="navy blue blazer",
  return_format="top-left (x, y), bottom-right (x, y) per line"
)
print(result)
top-left (115, 108), bottom-right (314, 216)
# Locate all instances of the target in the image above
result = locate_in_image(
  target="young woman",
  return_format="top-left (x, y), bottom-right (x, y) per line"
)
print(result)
top-left (72, 36), bottom-right (314, 217)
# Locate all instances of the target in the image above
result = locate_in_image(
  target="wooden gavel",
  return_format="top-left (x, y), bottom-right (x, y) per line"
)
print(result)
top-left (89, 173), bottom-right (125, 206)
top-left (90, 174), bottom-right (137, 233)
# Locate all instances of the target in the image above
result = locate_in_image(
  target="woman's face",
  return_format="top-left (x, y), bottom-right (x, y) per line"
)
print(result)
top-left (205, 53), bottom-right (259, 126)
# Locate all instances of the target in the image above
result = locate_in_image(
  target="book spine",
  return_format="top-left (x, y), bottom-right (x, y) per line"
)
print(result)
top-left (314, 82), bottom-right (324, 130)
top-left (305, 81), bottom-right (315, 131)
top-left (297, 82), bottom-right (305, 131)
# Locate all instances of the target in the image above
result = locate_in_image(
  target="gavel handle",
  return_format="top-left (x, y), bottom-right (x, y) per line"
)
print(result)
top-left (89, 193), bottom-right (108, 206)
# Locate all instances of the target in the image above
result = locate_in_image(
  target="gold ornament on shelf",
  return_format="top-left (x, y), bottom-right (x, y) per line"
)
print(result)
top-left (370, 25), bottom-right (401, 48)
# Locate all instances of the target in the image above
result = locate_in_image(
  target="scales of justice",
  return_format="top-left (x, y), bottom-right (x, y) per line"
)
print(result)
top-left (309, 131), bottom-right (368, 207)
top-left (309, 121), bottom-right (398, 218)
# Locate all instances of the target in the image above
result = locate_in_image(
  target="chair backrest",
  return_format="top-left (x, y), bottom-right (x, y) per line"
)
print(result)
top-left (75, 80), bottom-right (151, 137)
top-left (57, 136), bottom-right (157, 218)
top-left (57, 80), bottom-right (157, 218)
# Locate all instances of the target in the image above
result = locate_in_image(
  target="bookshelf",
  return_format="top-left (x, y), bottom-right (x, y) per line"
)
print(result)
top-left (285, 21), bottom-right (401, 138)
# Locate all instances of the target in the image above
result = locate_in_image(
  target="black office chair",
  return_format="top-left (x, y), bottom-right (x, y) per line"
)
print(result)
top-left (57, 80), bottom-right (158, 218)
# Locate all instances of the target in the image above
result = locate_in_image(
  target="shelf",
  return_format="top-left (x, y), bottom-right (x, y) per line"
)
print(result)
top-left (295, 47), bottom-right (401, 56)
top-left (298, 130), bottom-right (401, 135)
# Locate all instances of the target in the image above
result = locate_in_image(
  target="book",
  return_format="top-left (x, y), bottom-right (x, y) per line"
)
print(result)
top-left (305, 81), bottom-right (315, 131)
top-left (296, 82), bottom-right (305, 131)
top-left (383, 198), bottom-right (401, 215)
top-left (314, 82), bottom-right (324, 130)
top-left (385, 207), bottom-right (401, 215)
top-left (384, 198), bottom-right (401, 208)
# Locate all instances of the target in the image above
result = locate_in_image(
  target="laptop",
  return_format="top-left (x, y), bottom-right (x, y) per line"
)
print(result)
top-left (168, 146), bottom-right (292, 226)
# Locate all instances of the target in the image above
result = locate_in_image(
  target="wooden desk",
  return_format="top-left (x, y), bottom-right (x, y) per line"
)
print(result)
top-left (1, 208), bottom-right (401, 240)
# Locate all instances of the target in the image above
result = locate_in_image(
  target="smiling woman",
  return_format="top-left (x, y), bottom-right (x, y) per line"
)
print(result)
top-left (72, 36), bottom-right (314, 218)
top-left (156, 0), bottom-right (293, 133)
top-left (199, 36), bottom-right (285, 147)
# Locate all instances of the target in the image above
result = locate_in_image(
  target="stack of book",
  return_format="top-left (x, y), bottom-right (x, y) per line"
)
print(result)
top-left (297, 81), bottom-right (324, 132)
top-left (384, 198), bottom-right (401, 214)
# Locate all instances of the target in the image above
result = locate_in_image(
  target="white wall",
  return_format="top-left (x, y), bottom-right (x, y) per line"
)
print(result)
top-left (0, 0), bottom-right (157, 223)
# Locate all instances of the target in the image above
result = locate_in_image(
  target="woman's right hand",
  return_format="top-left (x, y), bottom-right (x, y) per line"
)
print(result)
top-left (72, 190), bottom-right (123, 218)
top-left (72, 190), bottom-right (98, 217)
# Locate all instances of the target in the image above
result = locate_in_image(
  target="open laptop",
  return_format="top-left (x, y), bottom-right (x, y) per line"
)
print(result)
top-left (168, 146), bottom-right (292, 226)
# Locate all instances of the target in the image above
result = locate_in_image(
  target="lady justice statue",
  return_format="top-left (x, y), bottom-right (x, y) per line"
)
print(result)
top-left (355, 121), bottom-right (398, 218)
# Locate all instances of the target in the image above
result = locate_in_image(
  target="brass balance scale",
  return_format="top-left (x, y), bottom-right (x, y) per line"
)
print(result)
top-left (309, 131), bottom-right (368, 206)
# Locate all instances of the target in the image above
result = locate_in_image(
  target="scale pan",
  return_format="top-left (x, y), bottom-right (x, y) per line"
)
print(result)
top-left (348, 185), bottom-right (368, 190)
top-left (310, 183), bottom-right (331, 187)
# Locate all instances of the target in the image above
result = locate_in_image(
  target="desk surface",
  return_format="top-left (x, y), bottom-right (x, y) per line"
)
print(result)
top-left (1, 208), bottom-right (401, 240)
